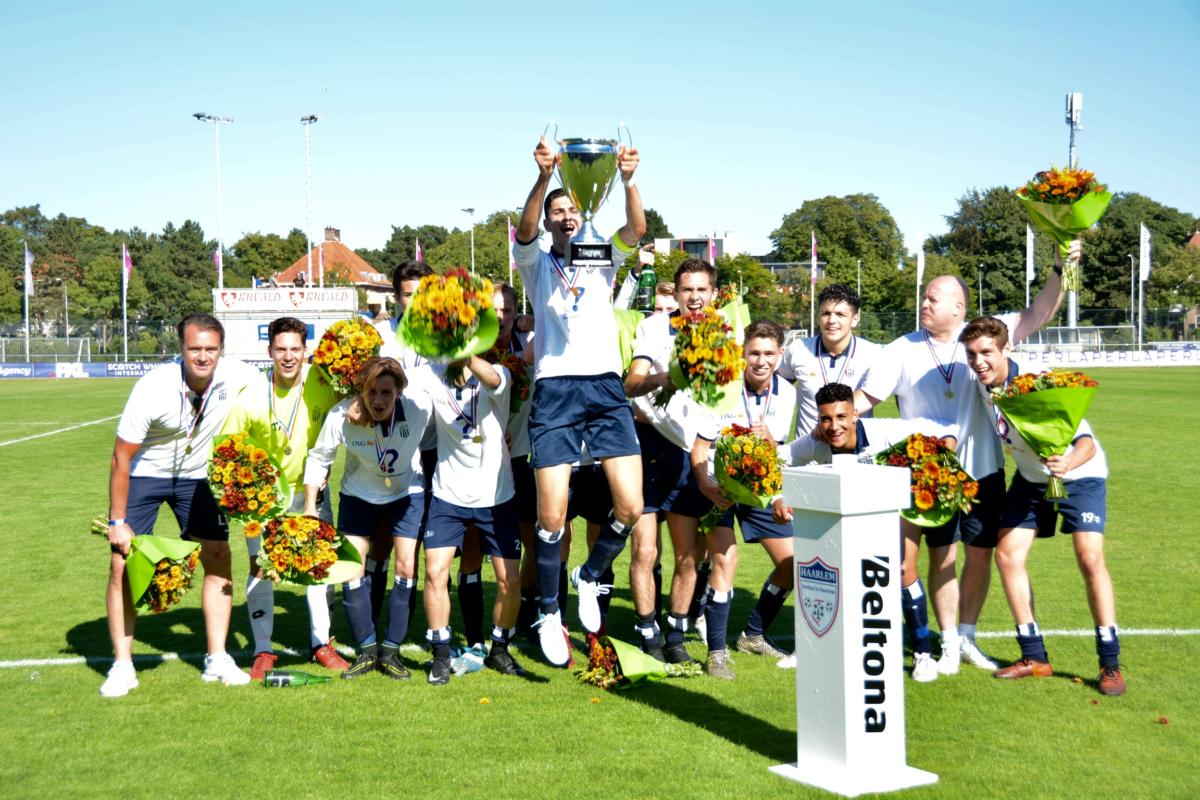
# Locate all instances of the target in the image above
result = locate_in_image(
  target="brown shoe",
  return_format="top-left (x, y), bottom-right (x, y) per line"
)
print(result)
top-left (249, 651), bottom-right (277, 681)
top-left (1098, 666), bottom-right (1127, 696)
top-left (312, 640), bottom-right (350, 672)
top-left (994, 658), bottom-right (1053, 680)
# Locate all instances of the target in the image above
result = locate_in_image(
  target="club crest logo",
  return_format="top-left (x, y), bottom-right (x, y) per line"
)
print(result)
top-left (288, 290), bottom-right (305, 307)
top-left (797, 556), bottom-right (839, 637)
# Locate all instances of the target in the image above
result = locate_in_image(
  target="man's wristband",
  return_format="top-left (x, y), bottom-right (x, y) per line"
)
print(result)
top-left (108, 518), bottom-right (126, 527)
top-left (622, 177), bottom-right (637, 188)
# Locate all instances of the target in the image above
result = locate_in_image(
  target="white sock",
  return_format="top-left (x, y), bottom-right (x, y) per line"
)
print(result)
top-left (307, 583), bottom-right (334, 649)
top-left (245, 576), bottom-right (275, 655)
top-left (941, 628), bottom-right (960, 646)
top-left (957, 623), bottom-right (977, 640)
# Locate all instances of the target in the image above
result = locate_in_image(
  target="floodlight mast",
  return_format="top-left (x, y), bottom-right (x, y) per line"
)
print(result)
top-left (302, 115), bottom-right (321, 285)
top-left (193, 113), bottom-right (234, 289)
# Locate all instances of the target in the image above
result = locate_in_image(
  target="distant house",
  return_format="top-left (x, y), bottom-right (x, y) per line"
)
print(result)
top-left (275, 227), bottom-right (392, 314)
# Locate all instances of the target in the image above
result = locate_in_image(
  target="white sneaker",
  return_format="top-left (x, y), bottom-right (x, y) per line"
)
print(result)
top-left (201, 652), bottom-right (251, 685)
top-left (776, 654), bottom-right (797, 669)
top-left (960, 637), bottom-right (999, 671)
top-left (99, 660), bottom-right (138, 698)
top-left (534, 611), bottom-right (569, 667)
top-left (936, 636), bottom-right (961, 675)
top-left (912, 652), bottom-right (939, 682)
top-left (569, 566), bottom-right (610, 634)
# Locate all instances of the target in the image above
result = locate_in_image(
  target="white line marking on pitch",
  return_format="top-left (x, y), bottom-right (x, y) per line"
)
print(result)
top-left (2, 630), bottom-right (1196, 670)
top-left (0, 415), bottom-right (120, 448)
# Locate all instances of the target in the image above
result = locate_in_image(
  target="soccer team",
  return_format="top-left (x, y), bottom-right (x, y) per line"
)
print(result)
top-left (99, 140), bottom-right (1125, 698)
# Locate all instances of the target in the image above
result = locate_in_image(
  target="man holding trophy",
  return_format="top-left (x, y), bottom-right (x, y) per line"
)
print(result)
top-left (512, 133), bottom-right (646, 666)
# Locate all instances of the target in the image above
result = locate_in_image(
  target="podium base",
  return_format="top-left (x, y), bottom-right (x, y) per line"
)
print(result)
top-left (770, 761), bottom-right (937, 797)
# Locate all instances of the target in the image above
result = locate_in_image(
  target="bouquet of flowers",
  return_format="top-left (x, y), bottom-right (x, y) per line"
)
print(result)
top-left (1016, 166), bottom-right (1113, 292)
top-left (714, 282), bottom-right (751, 344)
top-left (483, 346), bottom-right (531, 414)
top-left (875, 433), bottom-right (978, 527)
top-left (713, 424), bottom-right (783, 508)
top-left (312, 318), bottom-right (383, 395)
top-left (656, 306), bottom-right (744, 411)
top-left (991, 370), bottom-right (1098, 501)
top-left (399, 268), bottom-right (498, 360)
top-left (575, 635), bottom-right (668, 689)
top-left (91, 518), bottom-right (201, 614)
top-left (255, 514), bottom-right (362, 585)
top-left (208, 432), bottom-right (290, 522)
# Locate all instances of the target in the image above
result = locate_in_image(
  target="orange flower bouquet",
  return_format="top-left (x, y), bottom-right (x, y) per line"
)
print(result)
top-left (312, 318), bottom-right (383, 395)
top-left (875, 434), bottom-right (978, 527)
top-left (208, 432), bottom-right (290, 522)
top-left (483, 346), bottom-right (531, 413)
top-left (991, 370), bottom-right (1098, 501)
top-left (255, 514), bottom-right (362, 585)
top-left (398, 268), bottom-right (498, 360)
top-left (1016, 166), bottom-right (1112, 291)
top-left (575, 635), bottom-right (668, 689)
top-left (90, 517), bottom-right (201, 614)
top-left (713, 424), bottom-right (783, 508)
top-left (657, 306), bottom-right (744, 411)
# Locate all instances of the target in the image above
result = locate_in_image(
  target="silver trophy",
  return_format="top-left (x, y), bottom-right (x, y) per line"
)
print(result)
top-left (552, 125), bottom-right (630, 267)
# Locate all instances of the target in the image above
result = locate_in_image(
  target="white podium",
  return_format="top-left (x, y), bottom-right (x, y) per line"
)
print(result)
top-left (770, 457), bottom-right (938, 796)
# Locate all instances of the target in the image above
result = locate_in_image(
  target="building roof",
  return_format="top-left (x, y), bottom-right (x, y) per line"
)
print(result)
top-left (275, 227), bottom-right (390, 289)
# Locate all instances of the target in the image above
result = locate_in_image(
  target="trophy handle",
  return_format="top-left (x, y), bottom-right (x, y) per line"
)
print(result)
top-left (618, 121), bottom-right (633, 151)
top-left (542, 119), bottom-right (559, 146)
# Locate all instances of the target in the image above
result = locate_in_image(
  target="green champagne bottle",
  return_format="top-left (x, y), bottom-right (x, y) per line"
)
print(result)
top-left (634, 265), bottom-right (658, 314)
top-left (262, 669), bottom-right (333, 687)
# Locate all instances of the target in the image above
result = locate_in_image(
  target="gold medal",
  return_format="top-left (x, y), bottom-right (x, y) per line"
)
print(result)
top-left (385, 477), bottom-right (392, 489)
top-left (284, 446), bottom-right (292, 456)
top-left (185, 445), bottom-right (192, 455)
top-left (473, 434), bottom-right (484, 444)
top-left (945, 389), bottom-right (955, 399)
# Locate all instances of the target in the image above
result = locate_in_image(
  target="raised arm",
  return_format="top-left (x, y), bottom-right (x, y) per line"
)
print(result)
top-left (613, 147), bottom-right (646, 248)
top-left (1012, 239), bottom-right (1079, 344)
top-left (516, 136), bottom-right (557, 244)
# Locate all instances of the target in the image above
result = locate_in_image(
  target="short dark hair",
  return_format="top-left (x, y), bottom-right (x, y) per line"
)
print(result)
top-left (673, 257), bottom-right (717, 288)
top-left (959, 315), bottom-right (1010, 348)
top-left (544, 188), bottom-right (569, 220)
top-left (744, 319), bottom-right (785, 346)
top-left (267, 316), bottom-right (307, 347)
top-left (177, 313), bottom-right (224, 345)
top-left (818, 283), bottom-right (861, 313)
top-left (492, 281), bottom-right (519, 310)
top-left (815, 382), bottom-right (854, 407)
top-left (392, 260), bottom-right (432, 295)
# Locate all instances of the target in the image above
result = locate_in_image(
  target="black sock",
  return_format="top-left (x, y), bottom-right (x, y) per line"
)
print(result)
top-left (534, 528), bottom-right (563, 614)
top-left (1016, 622), bottom-right (1049, 663)
top-left (901, 579), bottom-right (931, 655)
top-left (653, 563), bottom-right (664, 627)
top-left (689, 560), bottom-right (712, 620)
top-left (598, 566), bottom-right (615, 620)
top-left (704, 588), bottom-right (732, 652)
top-left (458, 570), bottom-right (485, 647)
top-left (517, 587), bottom-right (539, 633)
top-left (635, 611), bottom-right (662, 651)
top-left (427, 626), bottom-right (452, 660)
top-left (368, 558), bottom-right (388, 627)
top-left (665, 613), bottom-right (688, 647)
top-left (1095, 625), bottom-right (1120, 669)
top-left (343, 574), bottom-right (375, 647)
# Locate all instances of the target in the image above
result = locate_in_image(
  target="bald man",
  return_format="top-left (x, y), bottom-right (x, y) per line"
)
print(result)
top-left (854, 244), bottom-right (1074, 682)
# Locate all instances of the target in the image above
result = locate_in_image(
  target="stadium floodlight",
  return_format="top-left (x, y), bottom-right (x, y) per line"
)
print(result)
top-left (193, 113), bottom-right (234, 289)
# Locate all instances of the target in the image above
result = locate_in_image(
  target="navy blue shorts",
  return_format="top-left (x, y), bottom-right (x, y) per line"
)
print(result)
top-left (663, 462), bottom-right (710, 519)
top-left (1001, 474), bottom-right (1107, 537)
top-left (528, 373), bottom-right (640, 469)
top-left (664, 465), bottom-right (789, 542)
top-left (425, 496), bottom-right (521, 559)
top-left (511, 456), bottom-right (538, 525)
top-left (637, 422), bottom-right (688, 514)
top-left (958, 470), bottom-right (1006, 549)
top-left (567, 464), bottom-right (613, 526)
top-left (126, 476), bottom-right (228, 541)
top-left (338, 492), bottom-right (424, 540)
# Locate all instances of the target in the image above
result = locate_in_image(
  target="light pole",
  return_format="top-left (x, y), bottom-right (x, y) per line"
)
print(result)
top-left (193, 112), bottom-right (234, 289)
top-left (301, 114), bottom-right (321, 286)
top-left (856, 258), bottom-right (862, 298)
top-left (462, 208), bottom-right (476, 275)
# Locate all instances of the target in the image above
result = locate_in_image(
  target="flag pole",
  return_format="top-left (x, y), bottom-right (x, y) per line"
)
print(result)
top-left (121, 243), bottom-right (129, 361)
top-left (809, 230), bottom-right (817, 335)
top-left (23, 242), bottom-right (33, 360)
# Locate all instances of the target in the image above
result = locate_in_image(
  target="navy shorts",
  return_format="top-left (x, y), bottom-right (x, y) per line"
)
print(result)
top-left (637, 422), bottom-right (688, 514)
top-left (663, 462), bottom-right (710, 519)
top-left (528, 373), bottom-right (640, 469)
top-left (126, 476), bottom-right (228, 541)
top-left (511, 456), bottom-right (538, 525)
top-left (1001, 474), bottom-right (1107, 537)
top-left (567, 464), bottom-right (613, 526)
top-left (664, 466), bottom-right (789, 541)
top-left (338, 492), bottom-right (424, 540)
top-left (958, 470), bottom-right (1006, 549)
top-left (425, 496), bottom-right (521, 559)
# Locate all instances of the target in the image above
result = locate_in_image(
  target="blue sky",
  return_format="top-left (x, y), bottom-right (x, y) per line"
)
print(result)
top-left (2, 1), bottom-right (1197, 257)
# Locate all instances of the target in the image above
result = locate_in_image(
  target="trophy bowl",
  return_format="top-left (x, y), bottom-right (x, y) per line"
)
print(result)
top-left (556, 137), bottom-right (621, 267)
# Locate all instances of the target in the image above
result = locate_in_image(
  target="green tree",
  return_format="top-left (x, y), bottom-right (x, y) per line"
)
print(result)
top-left (642, 207), bottom-right (671, 243)
top-left (361, 224), bottom-right (454, 275)
top-left (231, 229), bottom-right (309, 282)
top-left (138, 220), bottom-right (219, 320)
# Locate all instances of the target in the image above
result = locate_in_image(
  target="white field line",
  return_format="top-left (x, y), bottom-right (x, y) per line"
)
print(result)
top-left (0, 415), bottom-right (120, 448)
top-left (2, 629), bottom-right (1197, 670)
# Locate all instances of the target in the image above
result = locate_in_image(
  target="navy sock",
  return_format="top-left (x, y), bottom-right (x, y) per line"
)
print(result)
top-left (557, 561), bottom-right (570, 623)
top-left (426, 626), bottom-right (451, 660)
top-left (744, 580), bottom-right (789, 637)
top-left (517, 587), bottom-right (539, 633)
top-left (901, 579), bottom-right (931, 655)
top-left (1016, 622), bottom-right (1049, 662)
top-left (598, 566), bottom-right (615, 620)
top-left (582, 514), bottom-right (631, 581)
top-left (368, 558), bottom-right (388, 627)
top-left (689, 561), bottom-right (712, 620)
top-left (343, 574), bottom-right (376, 647)
top-left (407, 556), bottom-right (420, 628)
top-left (1095, 625), bottom-right (1120, 669)
top-left (491, 624), bottom-right (515, 648)
top-left (653, 563), bottom-right (664, 626)
top-left (458, 570), bottom-right (485, 647)
top-left (534, 528), bottom-right (563, 614)
top-left (383, 576), bottom-right (414, 647)
top-left (665, 613), bottom-right (689, 647)
top-left (704, 588), bottom-right (732, 652)
top-left (635, 611), bottom-right (662, 650)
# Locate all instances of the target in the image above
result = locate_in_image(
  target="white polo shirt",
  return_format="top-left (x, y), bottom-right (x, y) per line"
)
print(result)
top-left (430, 363), bottom-right (514, 508)
top-left (1004, 417), bottom-right (1108, 484)
top-left (381, 317), bottom-right (440, 451)
top-left (695, 374), bottom-right (796, 446)
top-left (630, 310), bottom-right (701, 451)
top-left (116, 358), bottom-right (260, 480)
top-left (304, 394), bottom-right (432, 505)
top-left (503, 331), bottom-right (534, 459)
top-left (778, 334), bottom-right (882, 436)
top-left (513, 235), bottom-right (634, 381)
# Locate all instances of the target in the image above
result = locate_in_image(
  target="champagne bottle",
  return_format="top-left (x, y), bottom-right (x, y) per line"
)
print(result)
top-left (634, 265), bottom-right (658, 314)
top-left (262, 669), bottom-right (333, 687)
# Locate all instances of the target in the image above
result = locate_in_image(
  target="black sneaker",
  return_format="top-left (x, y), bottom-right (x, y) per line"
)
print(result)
top-left (485, 646), bottom-right (526, 676)
top-left (642, 640), bottom-right (667, 663)
top-left (663, 643), bottom-right (696, 665)
top-left (340, 648), bottom-right (378, 680)
top-left (377, 648), bottom-right (410, 681)
top-left (428, 655), bottom-right (451, 686)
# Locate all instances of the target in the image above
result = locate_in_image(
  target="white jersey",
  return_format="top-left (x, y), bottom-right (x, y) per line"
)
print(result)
top-left (630, 310), bottom-right (700, 451)
top-left (305, 395), bottom-right (432, 505)
top-left (781, 417), bottom-right (955, 467)
top-left (695, 374), bottom-right (796, 445)
top-left (381, 317), bottom-right (440, 451)
top-left (116, 358), bottom-right (260, 480)
top-left (778, 335), bottom-right (881, 436)
top-left (513, 235), bottom-right (634, 381)
top-left (431, 363), bottom-right (514, 508)
top-left (502, 332), bottom-right (534, 458)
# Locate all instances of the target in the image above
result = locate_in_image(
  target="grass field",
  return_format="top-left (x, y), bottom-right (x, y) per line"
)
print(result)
top-left (1, 369), bottom-right (1198, 799)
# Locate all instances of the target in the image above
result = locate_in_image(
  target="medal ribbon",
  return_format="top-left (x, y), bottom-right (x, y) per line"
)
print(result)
top-left (742, 374), bottom-right (774, 428)
top-left (549, 251), bottom-right (582, 311)
top-left (375, 402), bottom-right (402, 477)
top-left (181, 367), bottom-right (217, 456)
top-left (267, 368), bottom-right (303, 444)
top-left (445, 380), bottom-right (480, 437)
top-left (815, 337), bottom-right (855, 386)
top-left (922, 330), bottom-right (959, 389)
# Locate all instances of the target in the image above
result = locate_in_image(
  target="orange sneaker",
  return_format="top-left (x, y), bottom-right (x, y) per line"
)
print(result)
top-left (312, 639), bottom-right (350, 672)
top-left (994, 658), bottom-right (1053, 680)
top-left (1098, 666), bottom-right (1127, 696)
top-left (250, 651), bottom-right (278, 681)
